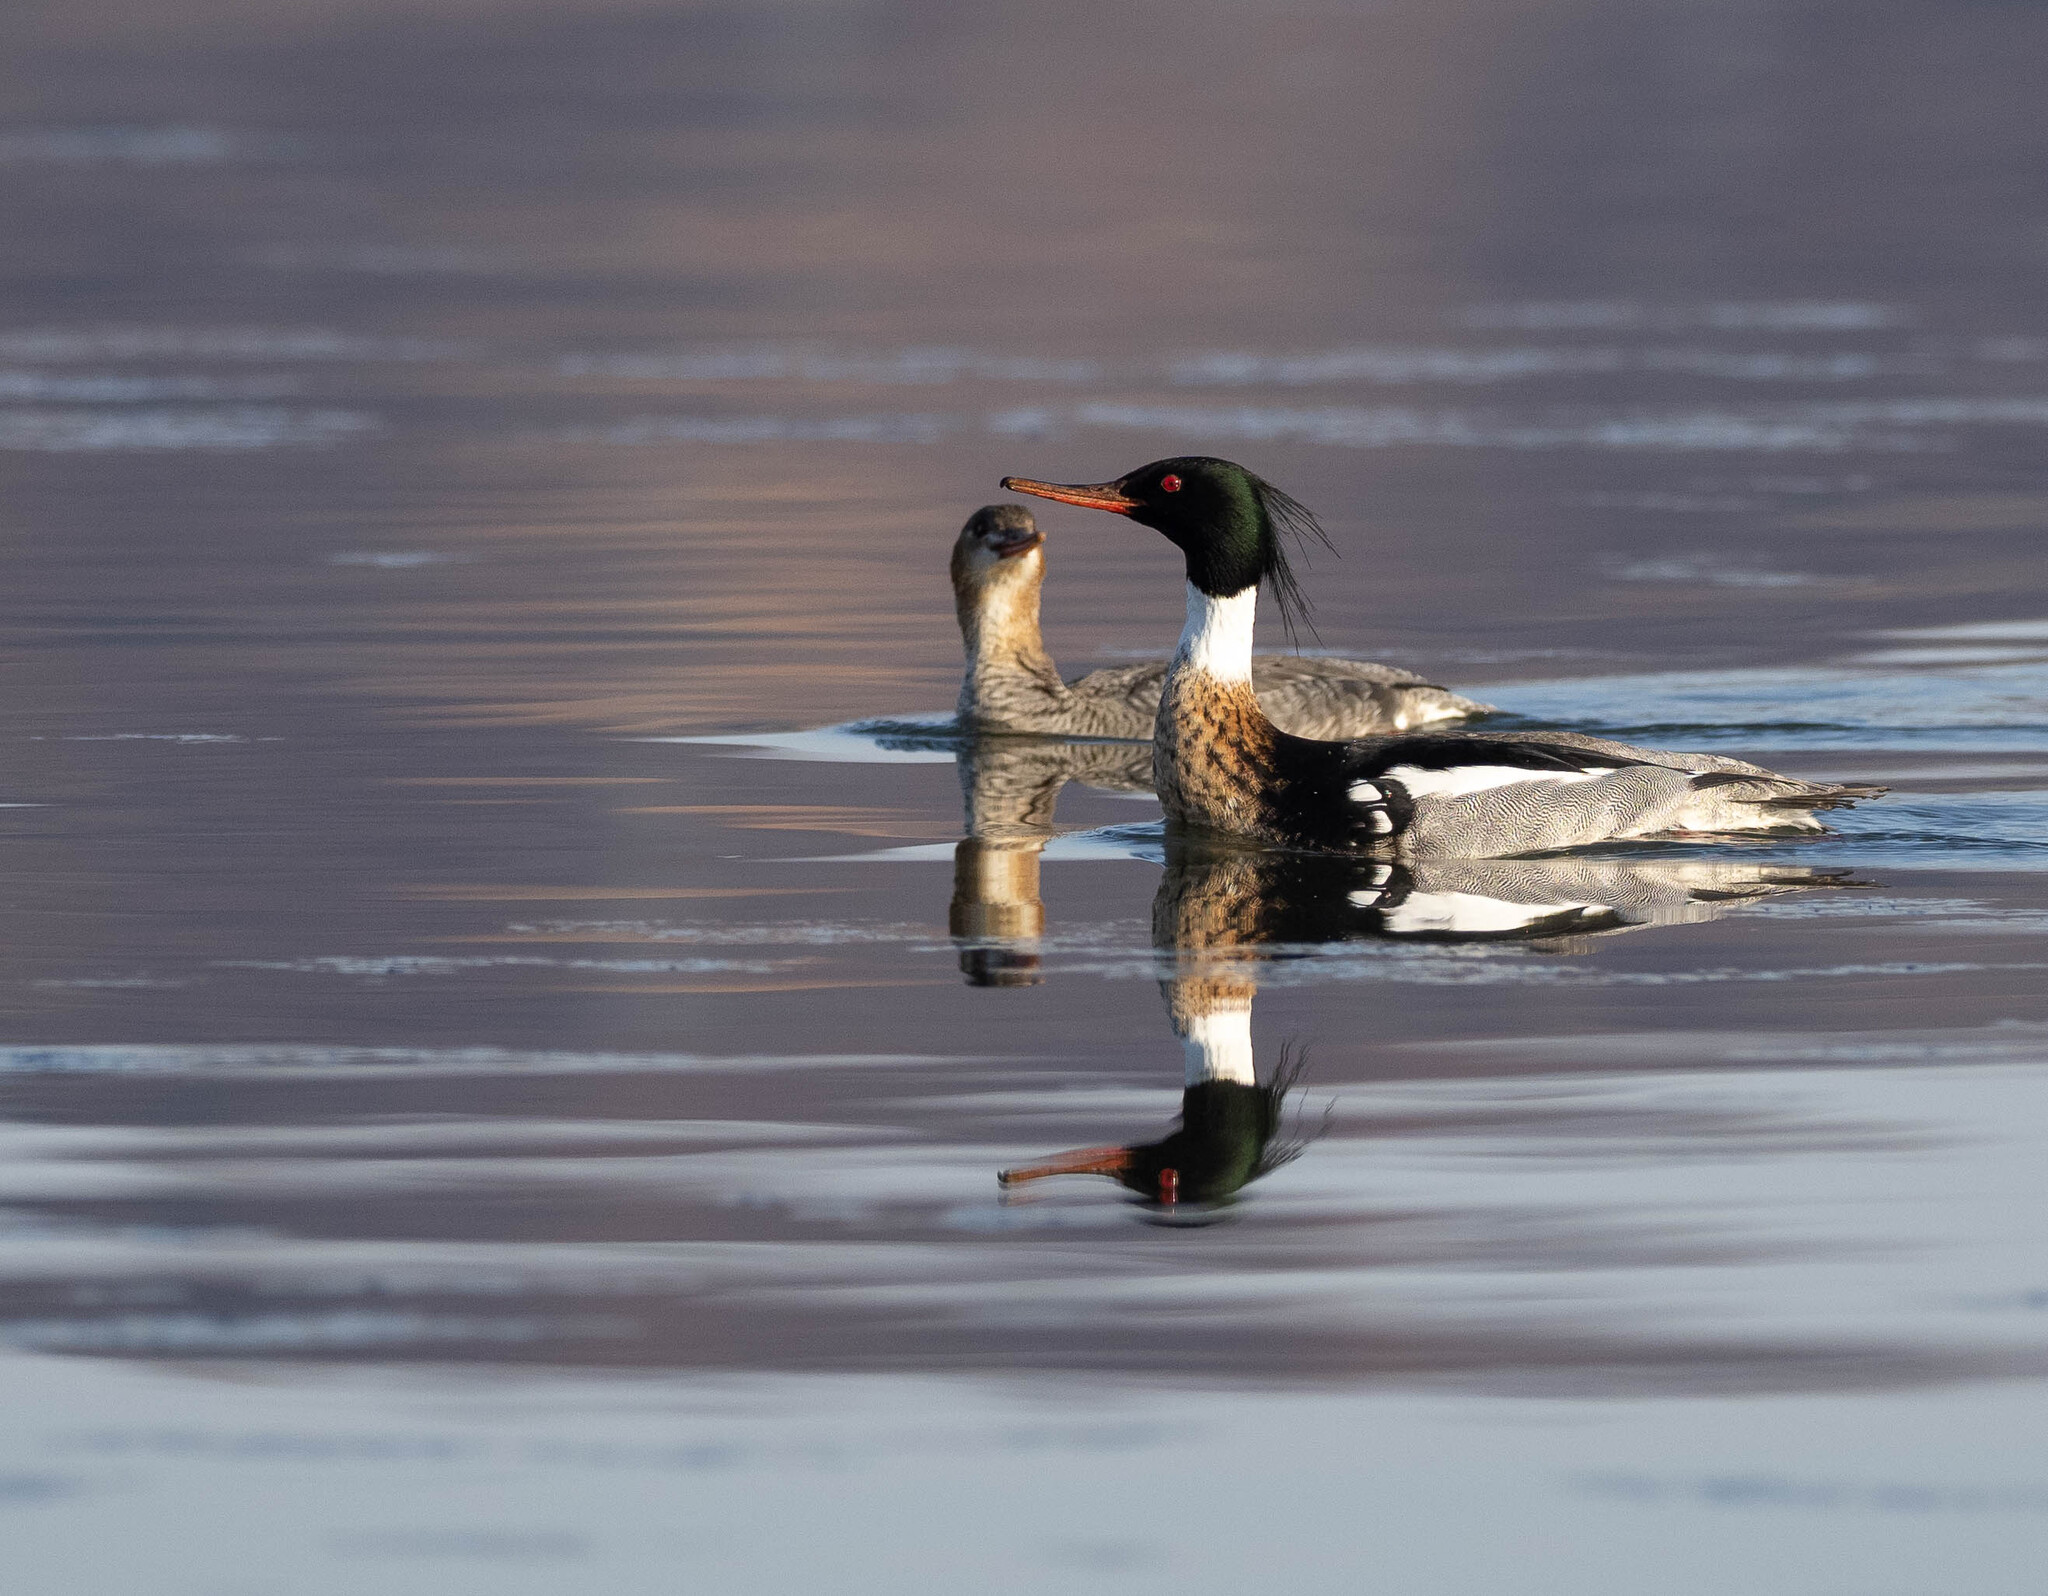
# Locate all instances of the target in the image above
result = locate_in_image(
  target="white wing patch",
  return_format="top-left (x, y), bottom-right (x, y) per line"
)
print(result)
top-left (1349, 779), bottom-right (1396, 831)
top-left (1383, 763), bottom-right (1613, 801)
top-left (1345, 865), bottom-right (1396, 906)
top-left (1381, 891), bottom-right (1607, 936)
top-left (1398, 701), bottom-right (1469, 729)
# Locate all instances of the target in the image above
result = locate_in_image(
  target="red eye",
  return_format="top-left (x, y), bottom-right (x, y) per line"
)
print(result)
top-left (1160, 474), bottom-right (1182, 493)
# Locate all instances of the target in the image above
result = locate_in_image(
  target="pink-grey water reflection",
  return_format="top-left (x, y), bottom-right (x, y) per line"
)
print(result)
top-left (5, 1), bottom-right (2048, 1591)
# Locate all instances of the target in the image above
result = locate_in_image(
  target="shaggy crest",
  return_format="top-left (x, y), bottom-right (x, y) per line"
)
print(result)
top-left (1243, 469), bottom-right (1334, 646)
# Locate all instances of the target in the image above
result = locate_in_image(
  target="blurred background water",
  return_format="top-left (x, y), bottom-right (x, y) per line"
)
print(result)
top-left (6, 1), bottom-right (2048, 1591)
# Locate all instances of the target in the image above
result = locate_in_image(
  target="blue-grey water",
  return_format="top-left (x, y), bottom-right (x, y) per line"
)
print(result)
top-left (6, 2), bottom-right (2048, 1591)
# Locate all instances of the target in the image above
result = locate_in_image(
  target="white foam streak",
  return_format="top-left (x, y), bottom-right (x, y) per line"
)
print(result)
top-left (1385, 764), bottom-right (1611, 800)
top-left (1460, 299), bottom-right (1907, 331)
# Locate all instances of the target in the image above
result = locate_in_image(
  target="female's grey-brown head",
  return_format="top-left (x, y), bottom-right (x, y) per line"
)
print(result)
top-left (950, 503), bottom-right (1046, 644)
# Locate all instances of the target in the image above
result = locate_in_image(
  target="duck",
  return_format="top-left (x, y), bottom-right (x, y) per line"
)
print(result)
top-left (951, 502), bottom-right (1491, 740)
top-left (1000, 457), bottom-right (1887, 858)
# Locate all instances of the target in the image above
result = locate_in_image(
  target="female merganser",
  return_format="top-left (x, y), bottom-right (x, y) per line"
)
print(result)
top-left (952, 503), bottom-right (1491, 740)
top-left (1001, 457), bottom-right (1886, 858)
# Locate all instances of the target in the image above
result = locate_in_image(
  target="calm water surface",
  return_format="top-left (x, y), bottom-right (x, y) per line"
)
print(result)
top-left (6, 2), bottom-right (2048, 1591)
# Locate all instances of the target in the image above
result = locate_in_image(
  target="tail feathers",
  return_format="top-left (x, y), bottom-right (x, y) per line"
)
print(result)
top-left (1760, 782), bottom-right (1888, 811)
top-left (1689, 771), bottom-right (1889, 811)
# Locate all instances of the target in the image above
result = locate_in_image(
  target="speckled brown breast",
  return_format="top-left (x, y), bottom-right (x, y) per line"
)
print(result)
top-left (1151, 848), bottom-right (1274, 950)
top-left (1152, 669), bottom-right (1291, 842)
top-left (1149, 845), bottom-right (1273, 1048)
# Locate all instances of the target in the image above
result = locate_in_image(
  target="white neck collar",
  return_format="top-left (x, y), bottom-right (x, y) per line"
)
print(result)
top-left (1173, 583), bottom-right (1257, 683)
top-left (1178, 1002), bottom-right (1256, 1086)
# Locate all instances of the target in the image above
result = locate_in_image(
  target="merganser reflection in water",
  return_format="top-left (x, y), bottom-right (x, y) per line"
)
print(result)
top-left (1001, 460), bottom-right (1886, 857)
top-left (952, 503), bottom-right (1492, 740)
top-left (1154, 843), bottom-right (1868, 949)
top-left (1001, 832), bottom-right (1318, 1220)
top-left (996, 828), bottom-right (1868, 1217)
top-left (947, 735), bottom-right (1151, 986)
top-left (997, 1047), bottom-right (1314, 1222)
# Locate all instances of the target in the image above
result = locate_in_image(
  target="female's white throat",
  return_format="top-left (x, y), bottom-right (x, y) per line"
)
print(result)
top-left (1173, 583), bottom-right (1257, 684)
top-left (962, 563), bottom-right (1042, 656)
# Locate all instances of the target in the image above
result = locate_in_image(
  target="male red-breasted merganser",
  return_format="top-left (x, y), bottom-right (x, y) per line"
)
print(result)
top-left (1001, 457), bottom-right (1886, 858)
top-left (952, 503), bottom-right (1490, 740)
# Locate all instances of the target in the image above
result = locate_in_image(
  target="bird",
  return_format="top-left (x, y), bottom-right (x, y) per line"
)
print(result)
top-left (1000, 457), bottom-right (1886, 858)
top-left (950, 502), bottom-right (1491, 741)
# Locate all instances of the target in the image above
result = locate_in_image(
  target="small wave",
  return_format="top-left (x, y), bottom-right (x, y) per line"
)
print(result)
top-left (0, 371), bottom-right (301, 401)
top-left (1479, 661), bottom-right (2048, 747)
top-left (793, 821), bottom-right (1165, 866)
top-left (645, 721), bottom-right (960, 763)
top-left (499, 921), bottom-right (939, 947)
top-left (1048, 402), bottom-right (1892, 452)
top-left (1579, 492), bottom-right (1762, 513)
top-left (565, 412), bottom-right (951, 445)
top-left (0, 1044), bottom-right (971, 1078)
top-left (217, 954), bottom-right (790, 978)
top-left (1602, 555), bottom-right (1827, 588)
top-left (58, 732), bottom-right (249, 743)
top-left (1170, 347), bottom-right (1627, 386)
top-left (1460, 300), bottom-right (1909, 332)
top-left (0, 126), bottom-right (300, 165)
top-left (1854, 646), bottom-right (2048, 667)
top-left (559, 346), bottom-right (1103, 385)
top-left (0, 407), bottom-right (376, 451)
top-left (1638, 347), bottom-right (1923, 381)
top-left (327, 551), bottom-right (471, 568)
top-left (3, 1311), bottom-right (597, 1353)
top-left (0, 327), bottom-right (467, 363)
top-left (1050, 398), bottom-right (2048, 452)
top-left (1880, 619), bottom-right (2048, 643)
top-left (1166, 345), bottom-right (1927, 388)
top-left (530, 397), bottom-right (2048, 453)
top-left (1053, 950), bottom-right (2048, 989)
top-left (33, 976), bottom-right (188, 990)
